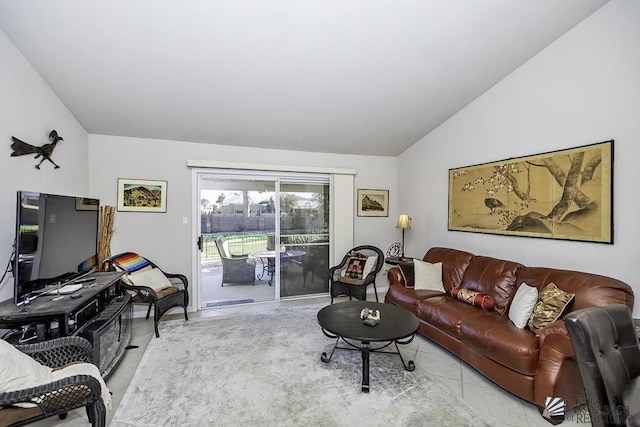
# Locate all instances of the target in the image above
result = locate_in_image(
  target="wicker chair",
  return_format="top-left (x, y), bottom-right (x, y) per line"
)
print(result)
top-left (329, 245), bottom-right (384, 303)
top-left (0, 336), bottom-right (106, 427)
top-left (215, 236), bottom-right (256, 286)
top-left (103, 252), bottom-right (189, 337)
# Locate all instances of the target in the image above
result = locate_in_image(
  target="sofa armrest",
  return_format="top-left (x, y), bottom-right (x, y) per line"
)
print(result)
top-left (538, 319), bottom-right (570, 348)
top-left (534, 323), bottom-right (585, 411)
top-left (387, 266), bottom-right (405, 287)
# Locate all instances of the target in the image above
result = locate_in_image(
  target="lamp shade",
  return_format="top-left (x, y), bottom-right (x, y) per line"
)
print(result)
top-left (396, 213), bottom-right (411, 229)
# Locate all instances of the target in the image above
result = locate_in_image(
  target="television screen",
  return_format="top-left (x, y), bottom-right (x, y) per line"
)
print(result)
top-left (14, 191), bottom-right (99, 305)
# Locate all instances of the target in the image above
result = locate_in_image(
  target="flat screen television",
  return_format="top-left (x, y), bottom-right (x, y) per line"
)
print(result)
top-left (14, 191), bottom-right (100, 306)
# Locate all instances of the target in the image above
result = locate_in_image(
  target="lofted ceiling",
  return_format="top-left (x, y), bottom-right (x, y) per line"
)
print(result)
top-left (0, 0), bottom-right (607, 156)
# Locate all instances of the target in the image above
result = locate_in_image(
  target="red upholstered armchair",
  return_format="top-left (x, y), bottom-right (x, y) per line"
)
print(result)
top-left (103, 252), bottom-right (189, 337)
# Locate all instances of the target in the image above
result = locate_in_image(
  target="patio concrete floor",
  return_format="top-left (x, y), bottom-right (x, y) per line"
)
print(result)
top-left (201, 259), bottom-right (329, 307)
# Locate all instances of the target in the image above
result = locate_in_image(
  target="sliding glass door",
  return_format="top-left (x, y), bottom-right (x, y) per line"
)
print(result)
top-left (197, 171), bottom-right (330, 308)
top-left (279, 181), bottom-right (329, 297)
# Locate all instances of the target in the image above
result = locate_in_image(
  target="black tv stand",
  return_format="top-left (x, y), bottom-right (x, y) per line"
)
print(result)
top-left (0, 272), bottom-right (131, 378)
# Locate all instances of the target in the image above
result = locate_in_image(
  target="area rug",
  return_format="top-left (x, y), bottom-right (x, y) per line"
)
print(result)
top-left (111, 304), bottom-right (491, 426)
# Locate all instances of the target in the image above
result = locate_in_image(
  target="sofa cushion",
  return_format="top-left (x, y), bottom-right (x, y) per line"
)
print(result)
top-left (528, 283), bottom-right (575, 336)
top-left (423, 247), bottom-right (474, 293)
top-left (417, 296), bottom-right (493, 339)
top-left (508, 283), bottom-right (539, 329)
top-left (451, 287), bottom-right (495, 310)
top-left (385, 285), bottom-right (442, 315)
top-left (460, 314), bottom-right (539, 376)
top-left (459, 256), bottom-right (522, 315)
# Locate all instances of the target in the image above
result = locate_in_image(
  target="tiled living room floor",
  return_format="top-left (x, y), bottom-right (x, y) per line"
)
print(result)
top-left (29, 292), bottom-right (590, 427)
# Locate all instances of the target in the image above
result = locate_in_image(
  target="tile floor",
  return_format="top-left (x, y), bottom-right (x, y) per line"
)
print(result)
top-left (28, 293), bottom-right (590, 427)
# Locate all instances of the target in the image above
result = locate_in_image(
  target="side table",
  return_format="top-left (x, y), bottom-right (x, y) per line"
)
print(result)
top-left (384, 257), bottom-right (414, 266)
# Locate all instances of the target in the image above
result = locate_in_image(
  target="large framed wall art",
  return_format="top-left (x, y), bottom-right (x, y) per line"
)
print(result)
top-left (448, 140), bottom-right (613, 243)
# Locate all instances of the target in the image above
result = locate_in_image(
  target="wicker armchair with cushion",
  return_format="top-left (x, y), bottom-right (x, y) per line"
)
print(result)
top-left (215, 236), bottom-right (257, 286)
top-left (329, 245), bottom-right (384, 303)
top-left (0, 336), bottom-right (109, 427)
top-left (103, 252), bottom-right (189, 337)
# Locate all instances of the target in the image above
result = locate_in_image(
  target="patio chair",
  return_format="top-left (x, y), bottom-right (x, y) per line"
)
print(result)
top-left (103, 252), bottom-right (189, 337)
top-left (215, 236), bottom-right (257, 286)
top-left (0, 336), bottom-right (107, 427)
top-left (329, 245), bottom-right (384, 303)
top-left (299, 244), bottom-right (328, 287)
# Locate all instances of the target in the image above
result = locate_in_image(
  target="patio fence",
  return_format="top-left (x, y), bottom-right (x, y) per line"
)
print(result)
top-left (202, 232), bottom-right (329, 261)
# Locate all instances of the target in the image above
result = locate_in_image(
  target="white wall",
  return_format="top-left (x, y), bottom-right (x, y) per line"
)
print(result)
top-left (398, 0), bottom-right (640, 314)
top-left (88, 134), bottom-right (398, 306)
top-left (0, 29), bottom-right (90, 303)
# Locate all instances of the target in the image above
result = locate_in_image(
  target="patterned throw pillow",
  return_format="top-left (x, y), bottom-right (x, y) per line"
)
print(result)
top-left (451, 287), bottom-right (495, 310)
top-left (528, 282), bottom-right (575, 336)
top-left (344, 253), bottom-right (368, 279)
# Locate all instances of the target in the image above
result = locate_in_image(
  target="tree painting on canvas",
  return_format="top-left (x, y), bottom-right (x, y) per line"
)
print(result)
top-left (448, 140), bottom-right (613, 243)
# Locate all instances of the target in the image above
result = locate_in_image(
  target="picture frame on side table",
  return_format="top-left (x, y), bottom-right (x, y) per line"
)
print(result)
top-left (357, 189), bottom-right (389, 217)
top-left (117, 178), bottom-right (168, 213)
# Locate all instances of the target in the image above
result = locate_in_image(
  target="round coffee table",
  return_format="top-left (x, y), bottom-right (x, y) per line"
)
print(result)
top-left (317, 301), bottom-right (419, 392)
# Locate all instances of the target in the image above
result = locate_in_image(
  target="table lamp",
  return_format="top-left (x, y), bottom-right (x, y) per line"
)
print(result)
top-left (396, 213), bottom-right (411, 261)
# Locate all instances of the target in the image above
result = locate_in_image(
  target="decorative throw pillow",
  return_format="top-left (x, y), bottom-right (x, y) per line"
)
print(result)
top-left (344, 253), bottom-right (368, 279)
top-left (528, 282), bottom-right (575, 336)
top-left (399, 263), bottom-right (415, 288)
top-left (361, 255), bottom-right (378, 279)
top-left (451, 287), bottom-right (495, 310)
top-left (508, 283), bottom-right (539, 329)
top-left (413, 259), bottom-right (444, 291)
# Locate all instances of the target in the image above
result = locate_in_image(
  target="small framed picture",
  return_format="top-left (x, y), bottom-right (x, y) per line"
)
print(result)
top-left (357, 189), bottom-right (389, 217)
top-left (117, 178), bottom-right (168, 212)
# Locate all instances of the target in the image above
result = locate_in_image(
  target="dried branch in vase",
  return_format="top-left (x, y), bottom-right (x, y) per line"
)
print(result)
top-left (98, 205), bottom-right (116, 270)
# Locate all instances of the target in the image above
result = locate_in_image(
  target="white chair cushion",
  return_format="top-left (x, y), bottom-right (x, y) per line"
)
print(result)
top-left (52, 362), bottom-right (112, 409)
top-left (0, 340), bottom-right (53, 407)
top-left (128, 266), bottom-right (173, 291)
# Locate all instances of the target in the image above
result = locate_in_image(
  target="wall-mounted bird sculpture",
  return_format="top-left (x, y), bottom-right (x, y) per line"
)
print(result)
top-left (10, 130), bottom-right (63, 169)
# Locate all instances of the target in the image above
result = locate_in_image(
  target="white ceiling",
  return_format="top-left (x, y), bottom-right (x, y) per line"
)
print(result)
top-left (0, 0), bottom-right (607, 156)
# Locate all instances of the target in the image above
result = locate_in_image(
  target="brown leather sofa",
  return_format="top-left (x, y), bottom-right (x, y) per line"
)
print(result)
top-left (385, 247), bottom-right (634, 418)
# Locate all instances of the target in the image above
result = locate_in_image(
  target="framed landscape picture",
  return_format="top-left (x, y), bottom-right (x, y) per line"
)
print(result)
top-left (448, 140), bottom-right (613, 243)
top-left (357, 189), bottom-right (389, 217)
top-left (117, 178), bottom-right (168, 213)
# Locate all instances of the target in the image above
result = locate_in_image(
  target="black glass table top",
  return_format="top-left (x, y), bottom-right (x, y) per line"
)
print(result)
top-left (317, 300), bottom-right (419, 342)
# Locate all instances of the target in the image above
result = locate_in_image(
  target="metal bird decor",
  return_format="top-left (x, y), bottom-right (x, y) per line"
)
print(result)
top-left (10, 130), bottom-right (63, 169)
